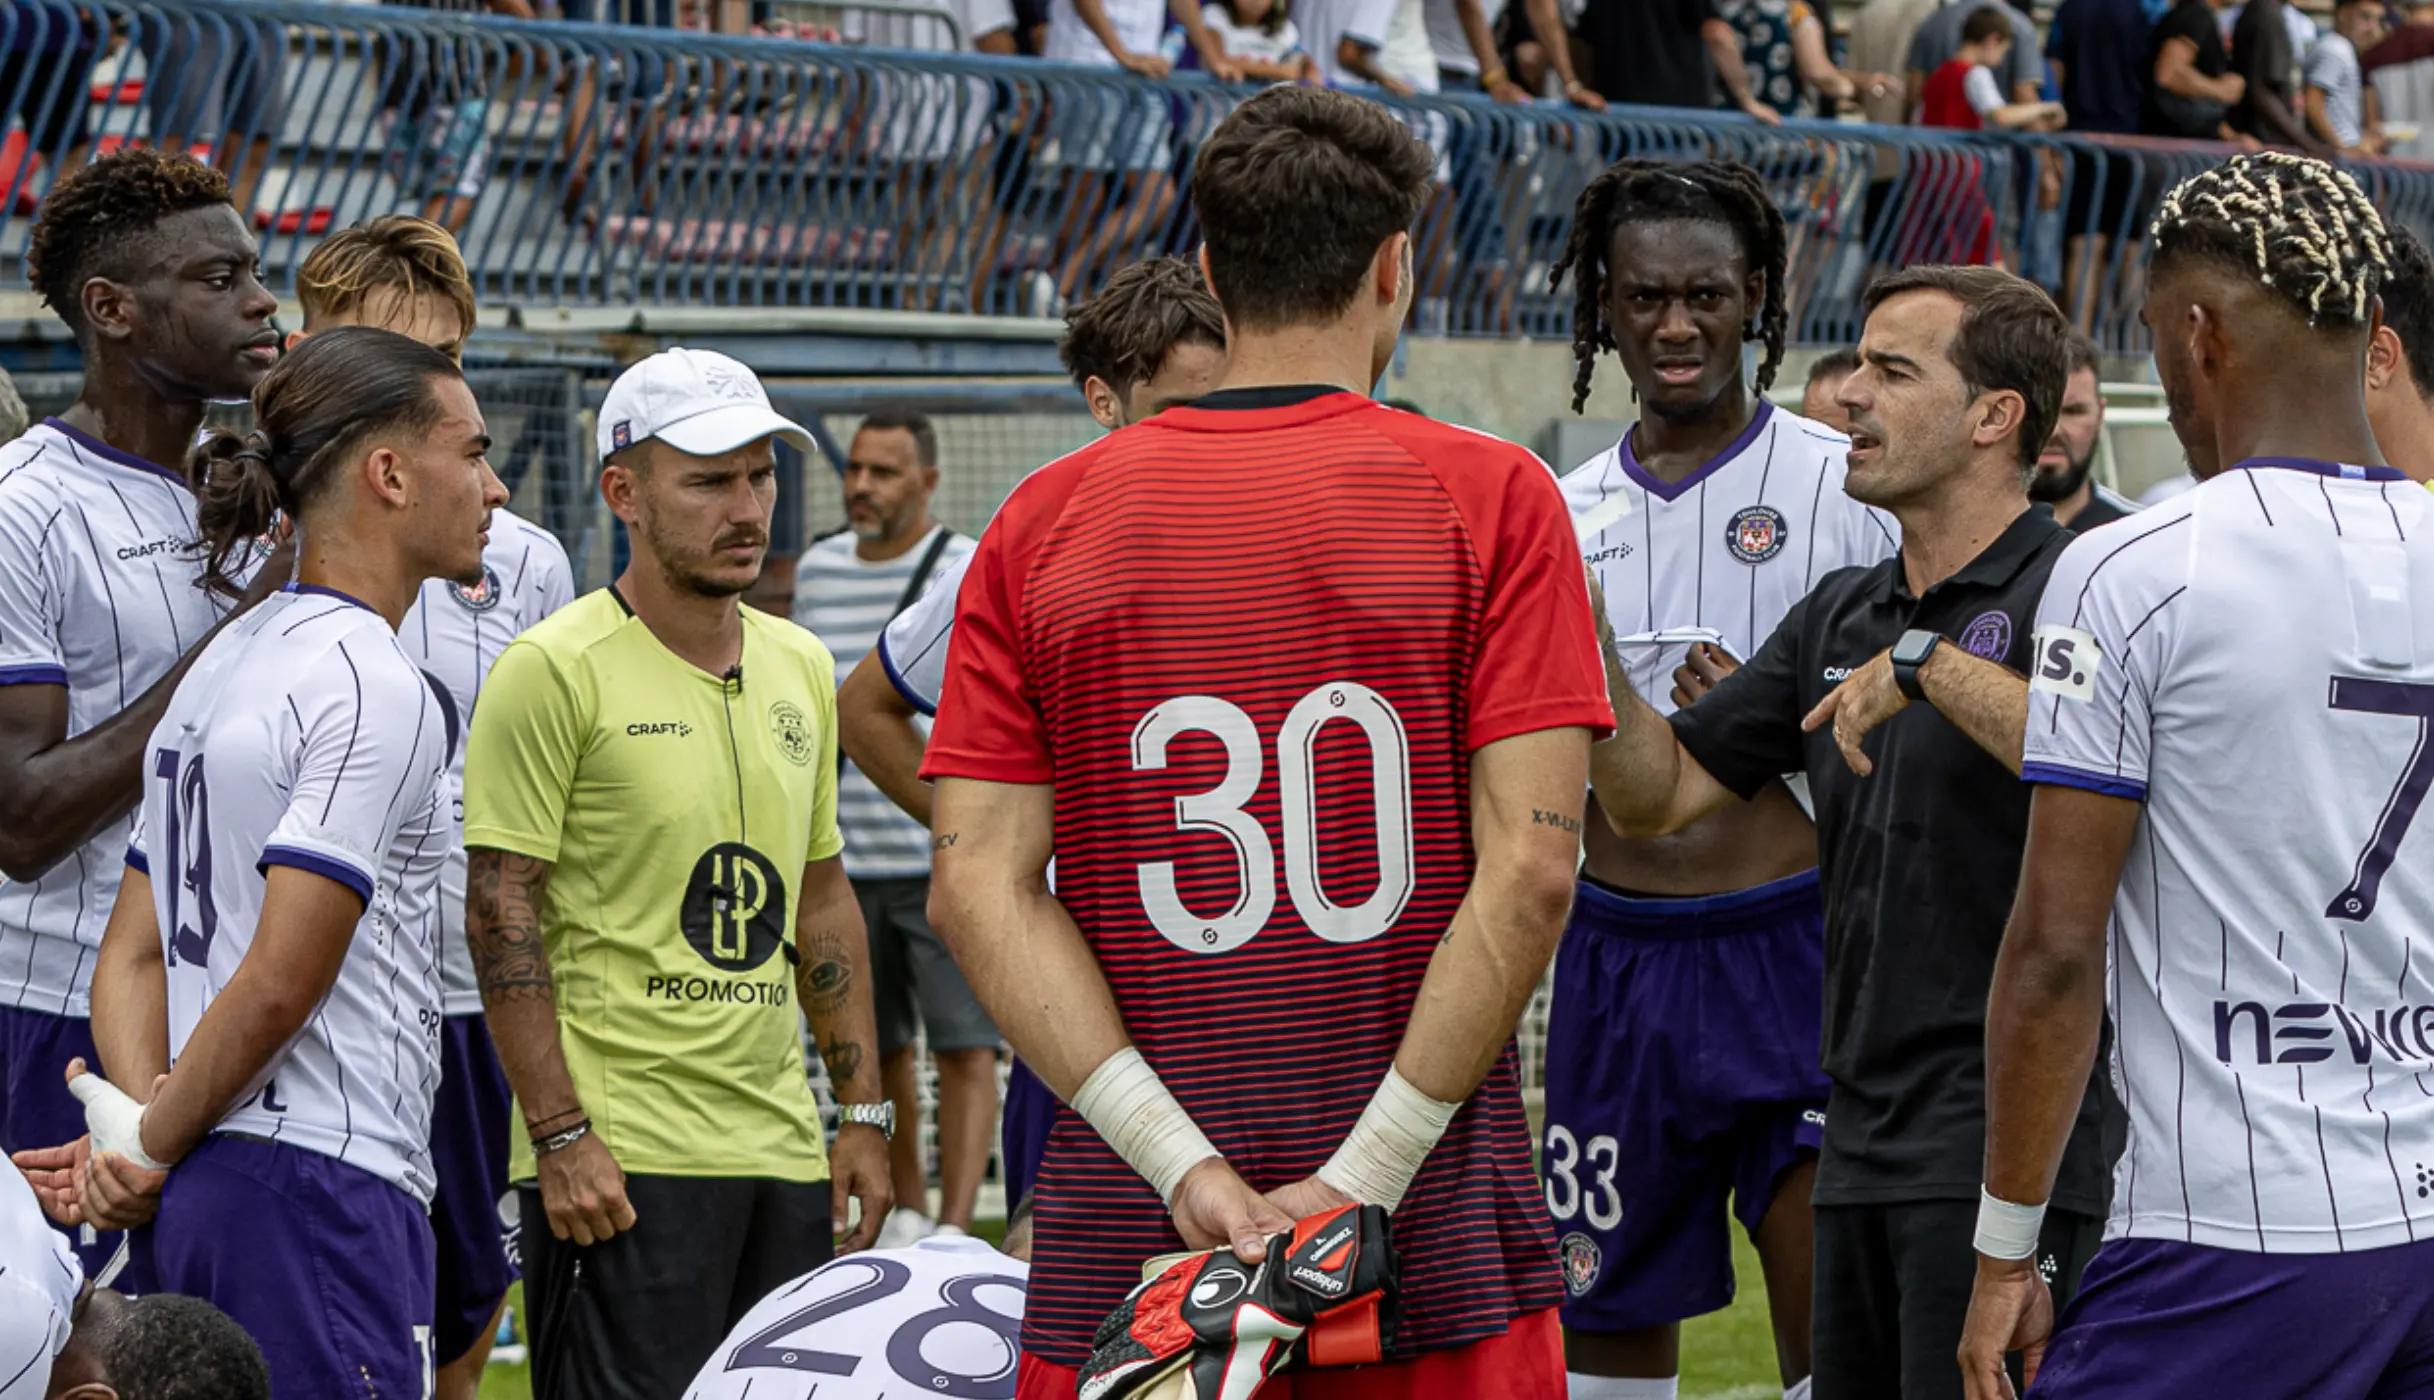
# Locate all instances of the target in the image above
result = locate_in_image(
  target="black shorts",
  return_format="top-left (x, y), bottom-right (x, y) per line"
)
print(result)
top-left (2061, 146), bottom-right (2150, 242)
top-left (1812, 1199), bottom-right (2102, 1400)
top-left (521, 1174), bottom-right (833, 1400)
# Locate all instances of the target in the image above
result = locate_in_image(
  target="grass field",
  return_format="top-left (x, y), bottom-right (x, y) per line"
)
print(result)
top-left (474, 1228), bottom-right (1785, 1399)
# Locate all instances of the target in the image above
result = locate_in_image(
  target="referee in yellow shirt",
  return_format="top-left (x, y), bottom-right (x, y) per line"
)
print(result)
top-left (463, 349), bottom-right (892, 1400)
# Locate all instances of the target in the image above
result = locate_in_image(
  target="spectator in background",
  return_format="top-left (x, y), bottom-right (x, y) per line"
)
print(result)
top-left (1907, 0), bottom-right (2048, 116)
top-left (0, 0), bottom-right (100, 191)
top-left (2146, 0), bottom-right (2247, 140)
top-left (1850, 0), bottom-right (1942, 123)
top-left (1802, 348), bottom-right (1861, 432)
top-left (2231, 0), bottom-right (2333, 150)
top-left (1425, 0), bottom-right (1534, 98)
top-left (1202, 0), bottom-right (1321, 82)
top-left (1711, 0), bottom-right (1868, 118)
top-left (2307, 0), bottom-right (2392, 153)
top-left (791, 412), bottom-right (988, 1250)
top-left (379, 0), bottom-right (534, 235)
top-left (136, 10), bottom-right (288, 215)
top-left (2033, 332), bottom-right (2139, 531)
top-left (1049, 0), bottom-right (1234, 75)
top-left (1502, 0), bottom-right (1606, 105)
top-left (1575, 0), bottom-right (1743, 116)
top-left (1920, 7), bottom-right (2067, 129)
top-left (2047, 0), bottom-right (2153, 327)
top-left (2362, 224), bottom-right (2434, 481)
top-left (2365, 1), bottom-right (2434, 158)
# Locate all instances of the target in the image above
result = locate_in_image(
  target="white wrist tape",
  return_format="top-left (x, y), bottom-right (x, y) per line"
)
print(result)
top-left (1974, 1187), bottom-right (2046, 1260)
top-left (1316, 1067), bottom-right (1461, 1212)
top-left (1071, 1048), bottom-right (1218, 1204)
top-left (69, 1073), bottom-right (167, 1172)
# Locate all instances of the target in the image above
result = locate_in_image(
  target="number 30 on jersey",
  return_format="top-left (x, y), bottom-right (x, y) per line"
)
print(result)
top-left (1131, 683), bottom-right (1415, 954)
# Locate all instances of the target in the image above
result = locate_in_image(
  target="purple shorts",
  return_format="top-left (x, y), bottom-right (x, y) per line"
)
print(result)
top-left (0, 1004), bottom-right (153, 1290)
top-left (430, 1014), bottom-right (517, 1365)
top-left (151, 1134), bottom-right (436, 1398)
top-left (1540, 870), bottom-right (1829, 1331)
top-left (2030, 1236), bottom-right (2434, 1398)
top-left (1002, 1057), bottom-right (1053, 1212)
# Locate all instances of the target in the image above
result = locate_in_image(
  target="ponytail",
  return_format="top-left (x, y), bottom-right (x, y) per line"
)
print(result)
top-left (191, 429), bottom-right (287, 600)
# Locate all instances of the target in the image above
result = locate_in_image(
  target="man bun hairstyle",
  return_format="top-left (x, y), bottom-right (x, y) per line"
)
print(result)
top-left (192, 326), bottom-right (465, 598)
top-left (1863, 264), bottom-right (2070, 475)
top-left (1190, 86), bottom-right (1435, 332)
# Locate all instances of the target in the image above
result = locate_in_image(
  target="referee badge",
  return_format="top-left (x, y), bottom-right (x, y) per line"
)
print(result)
top-left (1559, 1232), bottom-right (1603, 1296)
top-left (769, 700), bottom-right (813, 766)
top-left (1725, 505), bottom-right (1788, 564)
top-left (449, 564), bottom-right (504, 614)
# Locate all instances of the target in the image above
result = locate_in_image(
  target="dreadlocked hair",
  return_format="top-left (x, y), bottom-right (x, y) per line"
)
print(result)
top-left (1548, 157), bottom-right (1789, 414)
top-left (25, 148), bottom-right (231, 338)
top-left (2150, 152), bottom-right (2393, 328)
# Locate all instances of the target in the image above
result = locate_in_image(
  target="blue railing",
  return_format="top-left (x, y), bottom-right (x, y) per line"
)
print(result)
top-left (6, 0), bottom-right (2434, 354)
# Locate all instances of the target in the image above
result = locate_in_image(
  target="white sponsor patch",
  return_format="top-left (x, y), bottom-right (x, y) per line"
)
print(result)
top-left (2030, 623), bottom-right (2102, 702)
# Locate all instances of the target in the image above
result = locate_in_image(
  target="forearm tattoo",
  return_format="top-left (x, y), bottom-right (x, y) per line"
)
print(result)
top-left (468, 849), bottom-right (557, 1006)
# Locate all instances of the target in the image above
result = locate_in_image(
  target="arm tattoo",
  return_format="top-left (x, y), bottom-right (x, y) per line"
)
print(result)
top-left (932, 831), bottom-right (958, 851)
top-left (794, 930), bottom-right (854, 1015)
top-left (1531, 808), bottom-right (1583, 835)
top-left (467, 849), bottom-right (557, 1006)
top-left (819, 1034), bottom-right (866, 1085)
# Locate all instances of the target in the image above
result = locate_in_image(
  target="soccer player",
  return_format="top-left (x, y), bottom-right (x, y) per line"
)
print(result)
top-left (1801, 349), bottom-right (1861, 434)
top-left (0, 149), bottom-right (283, 1285)
top-left (835, 258), bottom-right (1227, 1221)
top-left (925, 85), bottom-right (1612, 1399)
top-left (681, 1199), bottom-right (1031, 1400)
top-left (1588, 265), bottom-right (2114, 1400)
top-left (2030, 334), bottom-right (2138, 533)
top-left (1541, 158), bottom-right (1897, 1400)
top-left (286, 215), bottom-right (576, 1400)
top-left (1963, 152), bottom-right (2434, 1399)
top-left (61, 327), bottom-right (507, 1395)
top-left (2362, 224), bottom-right (2434, 484)
top-left (4, 1161), bottom-right (268, 1400)
top-left (462, 349), bottom-right (891, 1400)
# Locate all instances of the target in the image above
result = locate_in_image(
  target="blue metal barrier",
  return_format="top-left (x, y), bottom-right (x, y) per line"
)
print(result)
top-left (6, 0), bottom-right (2434, 355)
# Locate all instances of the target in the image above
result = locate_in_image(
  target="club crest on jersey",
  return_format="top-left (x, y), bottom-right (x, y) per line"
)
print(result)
top-left (449, 564), bottom-right (504, 614)
top-left (1725, 506), bottom-right (1788, 564)
top-left (770, 700), bottom-right (813, 766)
top-left (1960, 610), bottom-right (2014, 661)
top-left (1559, 1232), bottom-right (1602, 1296)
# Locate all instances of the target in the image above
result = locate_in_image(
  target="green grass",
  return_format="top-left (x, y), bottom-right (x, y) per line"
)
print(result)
top-left (475, 1224), bottom-right (1784, 1400)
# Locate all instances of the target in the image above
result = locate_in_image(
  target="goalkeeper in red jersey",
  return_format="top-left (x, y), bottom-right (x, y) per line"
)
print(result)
top-left (923, 85), bottom-right (1613, 1400)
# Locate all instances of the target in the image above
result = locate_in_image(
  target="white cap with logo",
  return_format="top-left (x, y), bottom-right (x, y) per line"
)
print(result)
top-left (596, 347), bottom-right (813, 459)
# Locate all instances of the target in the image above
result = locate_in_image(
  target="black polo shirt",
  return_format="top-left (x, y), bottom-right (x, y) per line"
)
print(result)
top-left (1668, 505), bottom-right (2111, 1214)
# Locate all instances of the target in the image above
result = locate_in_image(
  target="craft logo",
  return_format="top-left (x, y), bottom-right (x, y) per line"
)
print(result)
top-left (1726, 505), bottom-right (1788, 564)
top-left (769, 700), bottom-right (813, 766)
top-left (1559, 1232), bottom-right (1602, 1297)
top-left (1961, 610), bottom-right (2014, 661)
top-left (450, 565), bottom-right (503, 614)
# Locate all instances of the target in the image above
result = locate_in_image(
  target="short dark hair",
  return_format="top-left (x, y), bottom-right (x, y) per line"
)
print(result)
top-left (1961, 6), bottom-right (2013, 46)
top-left (105, 1295), bottom-right (271, 1400)
top-left (1059, 257), bottom-right (1226, 397)
top-left (2382, 224), bottom-right (2434, 398)
top-left (1550, 158), bottom-right (1792, 412)
top-left (1190, 86), bottom-right (1435, 331)
top-left (1863, 265), bottom-right (2069, 472)
top-left (2063, 330), bottom-right (2101, 378)
top-left (1806, 348), bottom-right (1861, 385)
top-left (25, 148), bottom-right (232, 339)
top-left (854, 408), bottom-right (938, 467)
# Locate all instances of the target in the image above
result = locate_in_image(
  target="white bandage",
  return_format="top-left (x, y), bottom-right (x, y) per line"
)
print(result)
top-left (1316, 1067), bottom-right (1461, 1212)
top-left (1974, 1187), bottom-right (2046, 1261)
top-left (68, 1072), bottom-right (166, 1172)
top-left (1071, 1048), bottom-right (1219, 1204)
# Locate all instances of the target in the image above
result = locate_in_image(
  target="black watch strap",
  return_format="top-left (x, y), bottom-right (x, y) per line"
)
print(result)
top-left (1892, 629), bottom-right (1941, 702)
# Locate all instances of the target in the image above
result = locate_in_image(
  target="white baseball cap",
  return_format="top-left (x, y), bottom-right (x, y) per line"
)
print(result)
top-left (596, 347), bottom-right (812, 459)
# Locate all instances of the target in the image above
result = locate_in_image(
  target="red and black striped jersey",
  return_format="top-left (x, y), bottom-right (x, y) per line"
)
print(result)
top-left (924, 387), bottom-right (1613, 1365)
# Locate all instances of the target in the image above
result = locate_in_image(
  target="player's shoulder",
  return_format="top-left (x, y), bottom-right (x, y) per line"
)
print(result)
top-left (1559, 438), bottom-right (1626, 511)
top-left (488, 505), bottom-right (570, 572)
top-left (743, 604), bottom-right (839, 681)
top-left (1360, 402), bottom-right (1550, 476)
top-left (2047, 493), bottom-right (2198, 604)
top-left (0, 424), bottom-right (76, 512)
top-left (276, 593), bottom-right (440, 712)
top-left (493, 588), bottom-right (630, 681)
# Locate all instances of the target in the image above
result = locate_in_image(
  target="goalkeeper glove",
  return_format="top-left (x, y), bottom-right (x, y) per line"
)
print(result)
top-left (1078, 1203), bottom-right (1397, 1400)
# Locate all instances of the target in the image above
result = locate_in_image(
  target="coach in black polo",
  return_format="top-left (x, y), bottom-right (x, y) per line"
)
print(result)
top-left (1590, 265), bottom-right (2111, 1400)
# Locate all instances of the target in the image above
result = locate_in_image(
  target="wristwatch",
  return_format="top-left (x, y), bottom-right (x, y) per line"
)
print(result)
top-left (838, 1102), bottom-right (896, 1139)
top-left (1890, 628), bottom-right (1944, 702)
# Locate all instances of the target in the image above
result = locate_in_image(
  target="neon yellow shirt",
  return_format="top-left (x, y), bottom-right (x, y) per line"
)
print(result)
top-left (464, 588), bottom-right (843, 1184)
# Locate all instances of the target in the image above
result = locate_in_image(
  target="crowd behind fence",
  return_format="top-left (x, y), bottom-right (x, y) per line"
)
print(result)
top-left (8, 0), bottom-right (2434, 357)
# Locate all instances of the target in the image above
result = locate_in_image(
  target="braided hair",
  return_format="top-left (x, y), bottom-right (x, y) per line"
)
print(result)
top-left (2150, 152), bottom-right (2393, 328)
top-left (1548, 158), bottom-right (1790, 413)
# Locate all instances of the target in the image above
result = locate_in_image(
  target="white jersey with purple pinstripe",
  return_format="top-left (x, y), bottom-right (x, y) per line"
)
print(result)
top-left (132, 584), bottom-right (454, 1204)
top-left (875, 548), bottom-right (973, 717)
top-left (0, 420), bottom-right (231, 1017)
top-left (1561, 402), bottom-right (1898, 717)
top-left (2026, 459), bottom-right (2434, 1254)
top-left (398, 507), bottom-right (574, 1016)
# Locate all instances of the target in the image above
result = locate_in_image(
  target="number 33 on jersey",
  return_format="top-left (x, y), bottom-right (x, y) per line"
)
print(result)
top-left (684, 1236), bottom-right (1027, 1400)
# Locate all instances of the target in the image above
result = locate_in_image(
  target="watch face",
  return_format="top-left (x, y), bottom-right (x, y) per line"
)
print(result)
top-left (1895, 631), bottom-right (1938, 665)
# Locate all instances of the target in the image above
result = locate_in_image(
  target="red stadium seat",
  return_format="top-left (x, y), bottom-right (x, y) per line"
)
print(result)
top-left (0, 132), bottom-right (40, 215)
top-left (91, 79), bottom-right (146, 105)
top-left (255, 208), bottom-right (336, 235)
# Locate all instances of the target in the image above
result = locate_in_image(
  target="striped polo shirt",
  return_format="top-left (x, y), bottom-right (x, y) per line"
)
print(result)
top-left (791, 525), bottom-right (973, 880)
